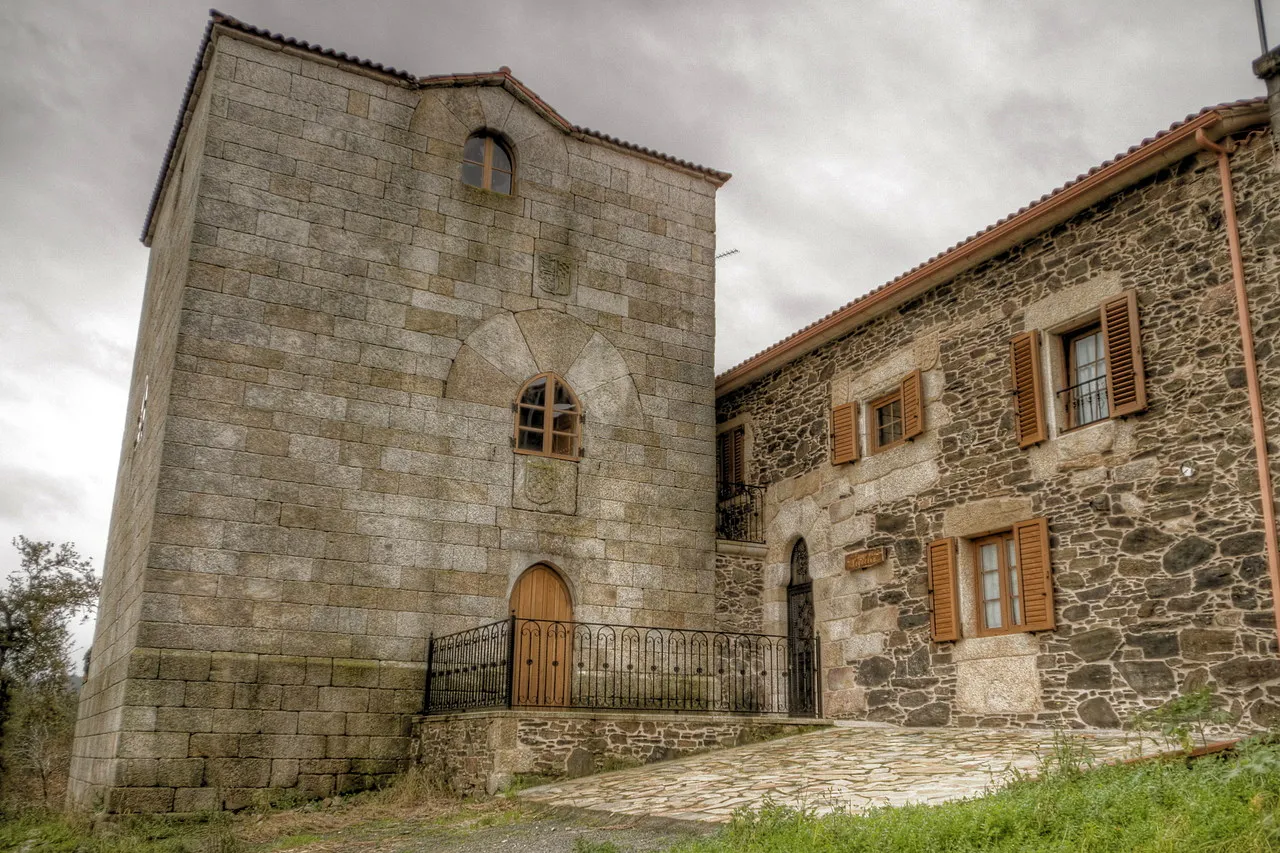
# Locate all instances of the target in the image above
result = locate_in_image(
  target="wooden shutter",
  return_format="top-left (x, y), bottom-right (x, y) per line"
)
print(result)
top-left (1010, 330), bottom-right (1048, 448)
top-left (1013, 517), bottom-right (1054, 631)
top-left (927, 537), bottom-right (961, 642)
top-left (718, 427), bottom-right (744, 484)
top-left (1101, 291), bottom-right (1146, 418)
top-left (900, 369), bottom-right (924, 440)
top-left (831, 403), bottom-right (859, 465)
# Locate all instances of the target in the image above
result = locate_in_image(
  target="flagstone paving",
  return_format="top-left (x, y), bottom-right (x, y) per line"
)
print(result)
top-left (517, 723), bottom-right (1139, 823)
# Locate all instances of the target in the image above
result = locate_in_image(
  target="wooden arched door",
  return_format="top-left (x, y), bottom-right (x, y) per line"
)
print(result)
top-left (510, 564), bottom-right (573, 707)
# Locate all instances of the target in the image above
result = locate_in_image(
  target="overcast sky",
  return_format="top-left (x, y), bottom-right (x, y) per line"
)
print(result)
top-left (0, 1), bottom-right (1272, 651)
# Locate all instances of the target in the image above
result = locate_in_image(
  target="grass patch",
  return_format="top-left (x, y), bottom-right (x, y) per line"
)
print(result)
top-left (669, 738), bottom-right (1280, 853)
top-left (0, 766), bottom-right (512, 853)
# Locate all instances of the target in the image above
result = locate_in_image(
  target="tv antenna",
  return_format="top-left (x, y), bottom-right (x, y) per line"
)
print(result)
top-left (1258, 0), bottom-right (1270, 55)
top-left (716, 248), bottom-right (740, 260)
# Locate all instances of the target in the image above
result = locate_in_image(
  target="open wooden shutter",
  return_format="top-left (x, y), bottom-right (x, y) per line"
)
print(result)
top-left (831, 403), bottom-right (859, 465)
top-left (1010, 330), bottom-right (1048, 448)
top-left (1013, 517), bottom-right (1054, 631)
top-left (927, 537), bottom-right (960, 642)
top-left (901, 369), bottom-right (924, 440)
top-left (1101, 291), bottom-right (1146, 418)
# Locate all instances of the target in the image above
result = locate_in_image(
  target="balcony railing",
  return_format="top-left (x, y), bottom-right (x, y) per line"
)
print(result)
top-left (717, 481), bottom-right (765, 543)
top-left (424, 616), bottom-right (820, 718)
top-left (1058, 374), bottom-right (1109, 428)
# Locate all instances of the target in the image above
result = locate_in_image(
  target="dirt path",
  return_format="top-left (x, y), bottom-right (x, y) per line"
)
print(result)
top-left (253, 807), bottom-right (712, 853)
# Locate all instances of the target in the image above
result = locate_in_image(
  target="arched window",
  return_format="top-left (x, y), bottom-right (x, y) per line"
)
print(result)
top-left (514, 373), bottom-right (581, 460)
top-left (462, 133), bottom-right (513, 193)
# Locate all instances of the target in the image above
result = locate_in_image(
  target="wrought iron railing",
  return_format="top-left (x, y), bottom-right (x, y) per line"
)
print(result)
top-left (424, 616), bottom-right (820, 717)
top-left (717, 482), bottom-right (765, 543)
top-left (1058, 374), bottom-right (1109, 428)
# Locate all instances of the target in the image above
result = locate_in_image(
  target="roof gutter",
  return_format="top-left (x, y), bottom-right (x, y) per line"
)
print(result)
top-left (715, 104), bottom-right (1268, 396)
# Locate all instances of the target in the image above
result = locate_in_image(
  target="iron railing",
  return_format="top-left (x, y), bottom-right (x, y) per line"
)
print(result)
top-left (424, 616), bottom-right (820, 717)
top-left (1058, 374), bottom-right (1109, 428)
top-left (717, 482), bottom-right (765, 543)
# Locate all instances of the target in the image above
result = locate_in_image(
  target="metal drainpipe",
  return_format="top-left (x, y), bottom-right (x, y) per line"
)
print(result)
top-left (1196, 127), bottom-right (1280, 649)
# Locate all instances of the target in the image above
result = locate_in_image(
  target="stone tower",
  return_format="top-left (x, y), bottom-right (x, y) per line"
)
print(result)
top-left (69, 11), bottom-right (728, 812)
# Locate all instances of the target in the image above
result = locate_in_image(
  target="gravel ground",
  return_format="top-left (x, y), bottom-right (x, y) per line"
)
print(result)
top-left (268, 807), bottom-right (714, 853)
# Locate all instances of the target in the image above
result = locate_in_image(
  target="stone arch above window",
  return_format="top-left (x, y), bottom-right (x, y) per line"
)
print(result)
top-left (462, 132), bottom-right (513, 193)
top-left (515, 372), bottom-right (581, 460)
top-left (790, 538), bottom-right (810, 586)
top-left (445, 309), bottom-right (644, 430)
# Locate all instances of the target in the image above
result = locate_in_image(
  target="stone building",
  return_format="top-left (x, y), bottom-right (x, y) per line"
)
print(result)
top-left (69, 12), bottom-right (726, 812)
top-left (716, 93), bottom-right (1280, 729)
top-left (70, 9), bottom-right (1280, 814)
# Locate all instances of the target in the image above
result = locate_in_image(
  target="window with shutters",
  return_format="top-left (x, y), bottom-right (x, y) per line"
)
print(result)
top-left (867, 370), bottom-right (924, 454)
top-left (514, 373), bottom-right (581, 460)
top-left (1012, 291), bottom-right (1146, 445)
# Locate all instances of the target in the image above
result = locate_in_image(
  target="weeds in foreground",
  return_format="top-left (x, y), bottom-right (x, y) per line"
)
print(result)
top-left (572, 840), bottom-right (623, 853)
top-left (1129, 686), bottom-right (1234, 754)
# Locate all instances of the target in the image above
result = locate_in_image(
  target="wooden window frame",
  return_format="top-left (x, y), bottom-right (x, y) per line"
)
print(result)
top-left (969, 518), bottom-right (1053, 637)
top-left (868, 388), bottom-right (906, 454)
top-left (514, 372), bottom-right (581, 461)
top-left (971, 532), bottom-right (1025, 638)
top-left (1058, 321), bottom-right (1109, 431)
top-left (462, 134), bottom-right (514, 194)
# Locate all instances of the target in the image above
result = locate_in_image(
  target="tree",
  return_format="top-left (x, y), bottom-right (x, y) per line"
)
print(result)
top-left (0, 537), bottom-right (99, 786)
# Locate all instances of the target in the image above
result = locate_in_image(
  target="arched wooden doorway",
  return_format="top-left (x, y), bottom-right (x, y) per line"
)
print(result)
top-left (787, 539), bottom-right (816, 716)
top-left (510, 564), bottom-right (573, 707)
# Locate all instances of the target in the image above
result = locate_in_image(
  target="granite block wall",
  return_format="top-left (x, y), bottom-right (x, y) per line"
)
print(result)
top-left (71, 23), bottom-right (723, 812)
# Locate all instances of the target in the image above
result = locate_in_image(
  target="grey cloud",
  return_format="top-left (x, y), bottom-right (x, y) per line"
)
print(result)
top-left (0, 0), bottom-right (1271, 592)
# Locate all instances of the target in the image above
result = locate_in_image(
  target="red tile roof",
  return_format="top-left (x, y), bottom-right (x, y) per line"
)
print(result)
top-left (715, 97), bottom-right (1269, 394)
top-left (142, 10), bottom-right (730, 243)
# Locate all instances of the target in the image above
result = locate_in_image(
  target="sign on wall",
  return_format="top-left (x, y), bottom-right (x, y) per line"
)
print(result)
top-left (844, 547), bottom-right (886, 571)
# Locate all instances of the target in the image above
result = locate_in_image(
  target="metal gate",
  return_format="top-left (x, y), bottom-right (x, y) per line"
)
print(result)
top-left (787, 539), bottom-right (816, 717)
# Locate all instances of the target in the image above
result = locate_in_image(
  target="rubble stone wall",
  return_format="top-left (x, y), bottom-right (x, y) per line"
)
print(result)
top-left (714, 549), bottom-right (764, 633)
top-left (412, 710), bottom-right (823, 794)
top-left (719, 131), bottom-right (1280, 732)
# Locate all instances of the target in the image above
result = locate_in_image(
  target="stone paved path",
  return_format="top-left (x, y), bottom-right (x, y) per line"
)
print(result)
top-left (517, 724), bottom-right (1137, 823)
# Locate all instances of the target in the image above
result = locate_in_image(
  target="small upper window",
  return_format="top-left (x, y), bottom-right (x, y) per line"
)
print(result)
top-left (462, 134), bottom-right (513, 194)
top-left (515, 373), bottom-right (581, 460)
top-left (1060, 324), bottom-right (1109, 428)
top-left (869, 389), bottom-right (905, 453)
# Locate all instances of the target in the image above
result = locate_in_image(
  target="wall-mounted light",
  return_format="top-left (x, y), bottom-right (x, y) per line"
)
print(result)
top-left (1181, 462), bottom-right (1197, 478)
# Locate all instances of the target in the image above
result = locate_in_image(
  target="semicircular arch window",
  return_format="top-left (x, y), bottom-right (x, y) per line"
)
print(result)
top-left (462, 133), bottom-right (513, 194)
top-left (514, 373), bottom-right (581, 460)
